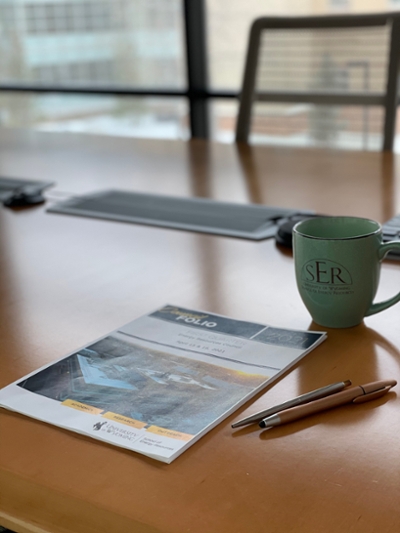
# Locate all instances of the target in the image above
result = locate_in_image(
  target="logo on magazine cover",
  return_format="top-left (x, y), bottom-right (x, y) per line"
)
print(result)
top-left (93, 421), bottom-right (108, 431)
top-left (176, 315), bottom-right (216, 328)
top-left (154, 305), bottom-right (218, 328)
top-left (92, 421), bottom-right (140, 442)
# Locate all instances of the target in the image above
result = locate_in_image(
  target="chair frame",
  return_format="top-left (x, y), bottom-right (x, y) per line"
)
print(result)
top-left (235, 13), bottom-right (400, 151)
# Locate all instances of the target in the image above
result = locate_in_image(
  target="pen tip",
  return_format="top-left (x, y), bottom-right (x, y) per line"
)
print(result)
top-left (344, 379), bottom-right (352, 387)
top-left (259, 421), bottom-right (266, 428)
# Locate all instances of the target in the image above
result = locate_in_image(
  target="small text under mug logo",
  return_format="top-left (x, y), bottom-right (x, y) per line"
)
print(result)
top-left (301, 260), bottom-right (353, 285)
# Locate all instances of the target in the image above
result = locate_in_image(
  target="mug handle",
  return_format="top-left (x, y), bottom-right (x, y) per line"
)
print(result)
top-left (366, 241), bottom-right (400, 316)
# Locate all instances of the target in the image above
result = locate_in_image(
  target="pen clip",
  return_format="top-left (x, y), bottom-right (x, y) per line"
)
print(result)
top-left (352, 385), bottom-right (392, 404)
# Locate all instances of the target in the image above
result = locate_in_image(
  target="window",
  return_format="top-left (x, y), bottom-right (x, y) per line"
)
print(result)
top-left (0, 0), bottom-right (397, 147)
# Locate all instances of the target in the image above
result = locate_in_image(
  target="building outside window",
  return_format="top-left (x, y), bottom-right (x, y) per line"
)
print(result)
top-left (0, 0), bottom-right (397, 149)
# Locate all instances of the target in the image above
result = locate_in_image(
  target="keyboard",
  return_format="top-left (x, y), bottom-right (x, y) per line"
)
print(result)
top-left (382, 214), bottom-right (400, 258)
top-left (48, 190), bottom-right (313, 240)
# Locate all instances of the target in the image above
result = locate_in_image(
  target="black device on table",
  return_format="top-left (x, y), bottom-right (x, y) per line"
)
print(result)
top-left (0, 177), bottom-right (53, 207)
top-left (274, 214), bottom-right (324, 248)
top-left (382, 215), bottom-right (400, 258)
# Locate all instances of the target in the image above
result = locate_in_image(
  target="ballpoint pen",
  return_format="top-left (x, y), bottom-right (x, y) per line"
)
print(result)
top-left (259, 379), bottom-right (397, 429)
top-left (231, 379), bottom-right (352, 428)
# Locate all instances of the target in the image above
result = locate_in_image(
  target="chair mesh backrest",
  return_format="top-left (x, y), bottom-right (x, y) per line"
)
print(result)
top-left (256, 26), bottom-right (390, 95)
top-left (248, 23), bottom-right (392, 150)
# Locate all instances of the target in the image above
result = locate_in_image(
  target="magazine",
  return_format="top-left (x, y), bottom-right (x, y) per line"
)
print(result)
top-left (0, 305), bottom-right (326, 463)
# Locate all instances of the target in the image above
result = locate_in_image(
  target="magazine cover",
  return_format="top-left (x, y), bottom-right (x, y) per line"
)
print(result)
top-left (0, 305), bottom-right (326, 463)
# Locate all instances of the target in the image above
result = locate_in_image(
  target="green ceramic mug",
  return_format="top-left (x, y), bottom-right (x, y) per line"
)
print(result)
top-left (293, 216), bottom-right (400, 328)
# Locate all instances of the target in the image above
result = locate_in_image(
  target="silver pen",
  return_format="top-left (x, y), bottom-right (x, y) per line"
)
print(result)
top-left (259, 379), bottom-right (396, 429)
top-left (231, 379), bottom-right (352, 428)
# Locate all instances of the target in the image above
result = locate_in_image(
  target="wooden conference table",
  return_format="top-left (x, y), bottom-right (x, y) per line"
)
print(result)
top-left (1, 128), bottom-right (400, 533)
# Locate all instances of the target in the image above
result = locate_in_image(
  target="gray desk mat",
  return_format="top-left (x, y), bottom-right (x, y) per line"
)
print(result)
top-left (47, 190), bottom-right (312, 240)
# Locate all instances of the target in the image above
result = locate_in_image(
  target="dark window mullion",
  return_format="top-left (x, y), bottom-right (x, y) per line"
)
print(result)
top-left (183, 0), bottom-right (209, 138)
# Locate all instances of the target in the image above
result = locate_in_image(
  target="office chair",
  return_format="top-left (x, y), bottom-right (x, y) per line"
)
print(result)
top-left (236, 13), bottom-right (400, 151)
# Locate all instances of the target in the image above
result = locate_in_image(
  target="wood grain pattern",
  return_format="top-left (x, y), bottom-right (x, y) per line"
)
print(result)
top-left (1, 129), bottom-right (400, 533)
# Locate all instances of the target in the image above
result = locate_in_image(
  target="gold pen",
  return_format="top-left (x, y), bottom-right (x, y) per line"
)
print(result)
top-left (232, 379), bottom-right (352, 428)
top-left (259, 379), bottom-right (397, 429)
